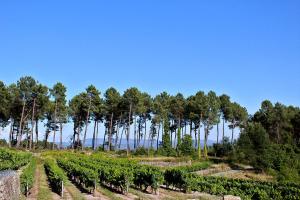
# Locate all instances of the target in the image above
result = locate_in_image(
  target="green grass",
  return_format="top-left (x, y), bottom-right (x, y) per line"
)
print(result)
top-left (97, 185), bottom-right (123, 200)
top-left (37, 160), bottom-right (53, 200)
top-left (64, 180), bottom-right (85, 200)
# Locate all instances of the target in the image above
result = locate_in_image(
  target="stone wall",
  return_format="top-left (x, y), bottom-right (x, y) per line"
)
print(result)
top-left (0, 170), bottom-right (20, 200)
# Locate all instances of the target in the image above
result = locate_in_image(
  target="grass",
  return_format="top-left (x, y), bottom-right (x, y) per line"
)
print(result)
top-left (64, 180), bottom-right (85, 200)
top-left (37, 160), bottom-right (53, 200)
top-left (97, 185), bottom-right (123, 200)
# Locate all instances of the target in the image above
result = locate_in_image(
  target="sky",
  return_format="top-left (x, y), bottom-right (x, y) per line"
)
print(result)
top-left (0, 1), bottom-right (299, 143)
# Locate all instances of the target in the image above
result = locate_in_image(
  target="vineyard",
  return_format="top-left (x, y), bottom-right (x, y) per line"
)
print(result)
top-left (0, 149), bottom-right (300, 200)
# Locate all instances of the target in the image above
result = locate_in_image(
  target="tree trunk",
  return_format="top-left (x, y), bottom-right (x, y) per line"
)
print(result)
top-left (222, 118), bottom-right (225, 145)
top-left (25, 126), bottom-right (29, 149)
top-left (92, 120), bottom-right (97, 150)
top-left (103, 127), bottom-right (107, 150)
top-left (143, 120), bottom-right (147, 147)
top-left (8, 119), bottom-right (13, 148)
top-left (189, 121), bottom-right (192, 136)
top-left (44, 131), bottom-right (49, 149)
top-left (198, 114), bottom-right (202, 160)
top-left (82, 96), bottom-right (92, 150)
top-left (134, 116), bottom-right (137, 149)
top-left (119, 127), bottom-right (125, 149)
top-left (156, 123), bottom-right (161, 150)
top-left (147, 125), bottom-right (151, 156)
top-left (127, 103), bottom-right (132, 156)
top-left (95, 121), bottom-right (99, 150)
top-left (194, 123), bottom-right (197, 148)
top-left (29, 98), bottom-right (36, 150)
top-left (77, 126), bottom-right (81, 149)
top-left (108, 112), bottom-right (114, 151)
top-left (115, 119), bottom-right (120, 151)
top-left (204, 124), bottom-right (208, 159)
top-left (177, 118), bottom-right (181, 152)
top-left (16, 100), bottom-right (26, 148)
top-left (231, 123), bottom-right (234, 144)
top-left (216, 122), bottom-right (219, 145)
top-left (59, 123), bottom-right (63, 149)
top-left (52, 100), bottom-right (58, 150)
top-left (34, 119), bottom-right (39, 149)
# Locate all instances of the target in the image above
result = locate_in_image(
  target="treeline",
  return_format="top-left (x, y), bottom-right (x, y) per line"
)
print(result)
top-left (233, 101), bottom-right (300, 183)
top-left (0, 76), bottom-right (248, 157)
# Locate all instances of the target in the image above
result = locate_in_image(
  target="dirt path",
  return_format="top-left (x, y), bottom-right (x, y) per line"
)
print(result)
top-left (26, 162), bottom-right (40, 200)
top-left (36, 161), bottom-right (54, 200)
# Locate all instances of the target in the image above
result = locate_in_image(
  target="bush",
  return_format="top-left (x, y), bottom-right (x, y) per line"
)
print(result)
top-left (133, 147), bottom-right (148, 156)
top-left (178, 134), bottom-right (194, 156)
top-left (213, 137), bottom-right (233, 157)
top-left (20, 158), bottom-right (36, 195)
top-left (44, 159), bottom-right (67, 195)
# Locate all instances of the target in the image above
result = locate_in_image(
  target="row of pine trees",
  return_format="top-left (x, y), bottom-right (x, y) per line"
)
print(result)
top-left (0, 76), bottom-right (248, 158)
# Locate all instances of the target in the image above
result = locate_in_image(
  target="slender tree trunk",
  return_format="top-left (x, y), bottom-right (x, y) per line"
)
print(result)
top-left (222, 118), bottom-right (225, 145)
top-left (119, 127), bottom-right (125, 149)
top-left (216, 122), bottom-right (219, 145)
top-left (194, 123), bottom-right (197, 148)
top-left (92, 120), bottom-right (97, 150)
top-left (44, 131), bottom-right (49, 149)
top-left (231, 124), bottom-right (234, 144)
top-left (156, 123), bottom-right (161, 150)
top-left (108, 112), bottom-right (114, 151)
top-left (29, 98), bottom-right (36, 150)
top-left (147, 125), bottom-right (151, 156)
top-left (177, 118), bottom-right (181, 152)
top-left (189, 121), bottom-right (192, 136)
top-left (8, 119), bottom-right (14, 148)
top-left (103, 126), bottom-right (107, 150)
top-left (77, 126), bottom-right (80, 149)
top-left (143, 120), bottom-right (147, 147)
top-left (115, 119), bottom-right (120, 151)
top-left (134, 115), bottom-right (137, 149)
top-left (52, 100), bottom-right (58, 150)
top-left (59, 123), bottom-right (63, 149)
top-left (26, 126), bottom-right (29, 149)
top-left (137, 119), bottom-right (141, 147)
top-left (127, 103), bottom-right (132, 156)
top-left (82, 96), bottom-right (92, 150)
top-left (204, 124), bottom-right (208, 159)
top-left (95, 121), bottom-right (99, 150)
top-left (72, 124), bottom-right (76, 149)
top-left (16, 100), bottom-right (26, 148)
top-left (198, 114), bottom-right (202, 160)
top-left (34, 119), bottom-right (39, 149)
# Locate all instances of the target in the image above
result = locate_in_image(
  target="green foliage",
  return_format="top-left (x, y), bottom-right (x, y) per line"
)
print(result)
top-left (178, 134), bottom-right (194, 156)
top-left (133, 165), bottom-right (164, 192)
top-left (44, 158), bottom-right (67, 195)
top-left (161, 117), bottom-right (173, 156)
top-left (234, 123), bottom-right (271, 169)
top-left (173, 161), bottom-right (212, 172)
top-left (0, 148), bottom-right (32, 170)
top-left (164, 168), bottom-right (300, 199)
top-left (57, 158), bottom-right (97, 190)
top-left (20, 157), bottom-right (37, 194)
top-left (213, 137), bottom-right (233, 157)
top-left (52, 151), bottom-right (164, 194)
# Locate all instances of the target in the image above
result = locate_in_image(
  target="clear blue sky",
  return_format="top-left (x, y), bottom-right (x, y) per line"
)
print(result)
top-left (0, 1), bottom-right (299, 142)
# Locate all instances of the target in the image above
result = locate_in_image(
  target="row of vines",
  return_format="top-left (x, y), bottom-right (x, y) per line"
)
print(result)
top-left (0, 148), bottom-right (32, 170)
top-left (164, 168), bottom-right (300, 200)
top-left (43, 151), bottom-right (300, 199)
